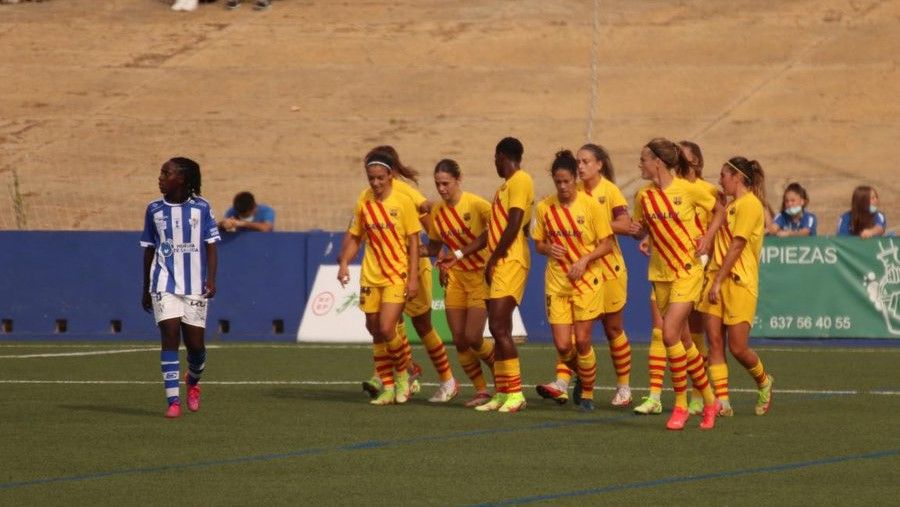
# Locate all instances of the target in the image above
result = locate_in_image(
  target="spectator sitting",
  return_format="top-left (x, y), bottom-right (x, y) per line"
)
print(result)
top-left (218, 192), bottom-right (275, 232)
top-left (769, 182), bottom-right (817, 236)
top-left (836, 185), bottom-right (886, 238)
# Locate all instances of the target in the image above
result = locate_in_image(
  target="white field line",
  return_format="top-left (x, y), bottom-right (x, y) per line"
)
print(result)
top-left (0, 379), bottom-right (897, 396)
top-left (0, 348), bottom-right (158, 359)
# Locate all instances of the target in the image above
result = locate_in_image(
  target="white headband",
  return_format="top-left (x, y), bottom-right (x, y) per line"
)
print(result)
top-left (727, 160), bottom-right (749, 181)
top-left (366, 160), bottom-right (392, 170)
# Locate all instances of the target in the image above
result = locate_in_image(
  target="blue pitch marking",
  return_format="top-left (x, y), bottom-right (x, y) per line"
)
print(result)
top-left (0, 413), bottom-right (631, 491)
top-left (469, 448), bottom-right (900, 507)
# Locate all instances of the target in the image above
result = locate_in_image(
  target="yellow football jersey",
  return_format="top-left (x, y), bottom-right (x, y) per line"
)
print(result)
top-left (488, 169), bottom-right (534, 267)
top-left (428, 191), bottom-right (491, 272)
top-left (579, 178), bottom-right (628, 280)
top-left (533, 192), bottom-right (612, 296)
top-left (710, 192), bottom-right (765, 293)
top-left (348, 187), bottom-right (422, 287)
top-left (633, 177), bottom-right (716, 281)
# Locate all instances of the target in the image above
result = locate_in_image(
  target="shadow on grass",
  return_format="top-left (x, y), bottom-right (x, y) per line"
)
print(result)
top-left (59, 403), bottom-right (159, 417)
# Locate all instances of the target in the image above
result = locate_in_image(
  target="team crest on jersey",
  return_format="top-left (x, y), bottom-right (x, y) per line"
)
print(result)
top-left (160, 239), bottom-right (174, 258)
top-left (189, 217), bottom-right (199, 228)
top-left (673, 196), bottom-right (682, 206)
top-left (389, 207), bottom-right (398, 218)
top-left (597, 196), bottom-right (606, 204)
top-left (463, 212), bottom-right (471, 221)
top-left (577, 215), bottom-right (585, 225)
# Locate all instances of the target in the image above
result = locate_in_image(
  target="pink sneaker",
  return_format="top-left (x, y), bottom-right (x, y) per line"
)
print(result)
top-left (699, 401), bottom-right (718, 430)
top-left (666, 406), bottom-right (689, 430)
top-left (535, 382), bottom-right (569, 405)
top-left (464, 391), bottom-right (493, 407)
top-left (165, 402), bottom-right (181, 419)
top-left (187, 383), bottom-right (201, 412)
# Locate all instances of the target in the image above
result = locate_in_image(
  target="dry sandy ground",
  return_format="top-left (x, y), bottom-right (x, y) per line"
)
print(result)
top-left (0, 0), bottom-right (897, 232)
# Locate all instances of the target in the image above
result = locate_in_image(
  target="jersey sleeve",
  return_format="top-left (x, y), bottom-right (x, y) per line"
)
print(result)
top-left (609, 184), bottom-right (629, 218)
top-left (632, 189), bottom-right (645, 223)
top-left (474, 195), bottom-right (492, 225)
top-left (203, 205), bottom-right (221, 243)
top-left (773, 213), bottom-right (787, 230)
top-left (688, 180), bottom-right (717, 214)
top-left (395, 179), bottom-right (428, 210)
top-left (531, 200), bottom-right (547, 242)
top-left (139, 206), bottom-right (157, 248)
top-left (732, 197), bottom-right (762, 240)
top-left (507, 172), bottom-right (532, 211)
top-left (875, 212), bottom-right (887, 229)
top-left (258, 205), bottom-right (275, 224)
top-left (836, 213), bottom-right (850, 235)
top-left (224, 207), bottom-right (237, 219)
top-left (348, 199), bottom-right (364, 237)
top-left (427, 206), bottom-right (442, 241)
top-left (805, 212), bottom-right (817, 235)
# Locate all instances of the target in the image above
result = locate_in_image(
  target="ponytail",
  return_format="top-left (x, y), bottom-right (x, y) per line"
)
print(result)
top-left (367, 145), bottom-right (419, 184)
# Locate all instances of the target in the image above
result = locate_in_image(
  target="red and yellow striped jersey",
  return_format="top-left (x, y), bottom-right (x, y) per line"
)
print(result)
top-left (488, 169), bottom-right (534, 267)
top-left (579, 178), bottom-right (628, 280)
top-left (710, 192), bottom-right (765, 293)
top-left (633, 178), bottom-right (716, 281)
top-left (533, 192), bottom-right (613, 296)
top-left (686, 177), bottom-right (719, 235)
top-left (428, 191), bottom-right (491, 272)
top-left (348, 187), bottom-right (422, 287)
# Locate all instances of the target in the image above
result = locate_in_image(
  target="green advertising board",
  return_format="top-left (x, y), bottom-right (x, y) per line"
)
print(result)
top-left (756, 236), bottom-right (900, 339)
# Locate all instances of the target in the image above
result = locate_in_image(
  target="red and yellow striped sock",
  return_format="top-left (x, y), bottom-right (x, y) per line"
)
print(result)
top-left (495, 358), bottom-right (522, 394)
top-left (372, 342), bottom-right (394, 389)
top-left (555, 359), bottom-right (573, 385)
top-left (396, 322), bottom-right (414, 366)
top-left (457, 349), bottom-right (487, 392)
top-left (421, 329), bottom-right (453, 382)
top-left (576, 348), bottom-right (597, 400)
top-left (608, 332), bottom-right (632, 386)
top-left (709, 363), bottom-right (729, 401)
top-left (386, 331), bottom-right (410, 374)
top-left (648, 328), bottom-right (666, 398)
top-left (689, 332), bottom-right (707, 401)
top-left (473, 339), bottom-right (495, 367)
top-left (666, 342), bottom-right (689, 409)
top-left (685, 342), bottom-right (715, 405)
top-left (748, 359), bottom-right (768, 387)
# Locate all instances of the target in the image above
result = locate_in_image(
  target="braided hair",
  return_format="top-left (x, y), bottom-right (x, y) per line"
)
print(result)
top-left (169, 157), bottom-right (202, 196)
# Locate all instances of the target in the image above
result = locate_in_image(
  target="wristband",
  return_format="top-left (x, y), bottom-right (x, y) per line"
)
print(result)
top-left (453, 249), bottom-right (464, 260)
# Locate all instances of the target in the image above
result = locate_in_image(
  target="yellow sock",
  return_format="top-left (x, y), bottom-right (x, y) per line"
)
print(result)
top-left (666, 342), bottom-right (689, 409)
top-left (576, 348), bottom-right (597, 400)
top-left (474, 339), bottom-right (495, 367)
top-left (421, 329), bottom-right (453, 382)
top-left (709, 363), bottom-right (729, 401)
top-left (555, 357), bottom-right (573, 385)
top-left (748, 359), bottom-right (768, 387)
top-left (457, 349), bottom-right (487, 392)
top-left (684, 342), bottom-right (715, 405)
top-left (372, 342), bottom-right (394, 389)
top-left (495, 358), bottom-right (522, 394)
top-left (648, 328), bottom-right (666, 398)
top-left (608, 332), bottom-right (632, 385)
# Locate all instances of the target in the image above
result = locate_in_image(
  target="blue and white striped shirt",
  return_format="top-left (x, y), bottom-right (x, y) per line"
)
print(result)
top-left (140, 197), bottom-right (220, 295)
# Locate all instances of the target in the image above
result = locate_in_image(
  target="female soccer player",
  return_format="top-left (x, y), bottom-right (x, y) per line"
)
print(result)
top-left (464, 137), bottom-right (533, 413)
top-left (360, 146), bottom-right (457, 403)
top-left (534, 150), bottom-right (613, 411)
top-left (632, 138), bottom-right (724, 430)
top-left (428, 159), bottom-right (494, 407)
top-left (700, 157), bottom-right (774, 416)
top-left (337, 151), bottom-right (421, 405)
top-left (141, 157), bottom-right (220, 418)
top-left (536, 143), bottom-right (635, 407)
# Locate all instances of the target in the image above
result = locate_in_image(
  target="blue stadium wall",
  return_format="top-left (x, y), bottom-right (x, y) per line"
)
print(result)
top-left (0, 231), bottom-right (652, 342)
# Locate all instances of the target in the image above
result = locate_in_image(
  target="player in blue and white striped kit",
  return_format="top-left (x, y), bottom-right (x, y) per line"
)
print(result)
top-left (141, 157), bottom-right (220, 418)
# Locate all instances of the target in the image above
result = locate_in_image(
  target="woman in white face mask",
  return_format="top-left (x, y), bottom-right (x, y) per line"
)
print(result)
top-left (769, 182), bottom-right (817, 237)
top-left (836, 186), bottom-right (887, 238)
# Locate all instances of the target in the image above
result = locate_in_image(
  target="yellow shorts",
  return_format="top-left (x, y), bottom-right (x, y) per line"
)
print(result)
top-left (546, 289), bottom-right (603, 325)
top-left (358, 284), bottom-right (407, 314)
top-left (696, 270), bottom-right (721, 318)
top-left (445, 268), bottom-right (488, 309)
top-left (721, 276), bottom-right (758, 326)
top-left (602, 273), bottom-right (627, 314)
top-left (404, 258), bottom-right (433, 317)
top-left (652, 270), bottom-right (704, 313)
top-left (488, 260), bottom-right (528, 304)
